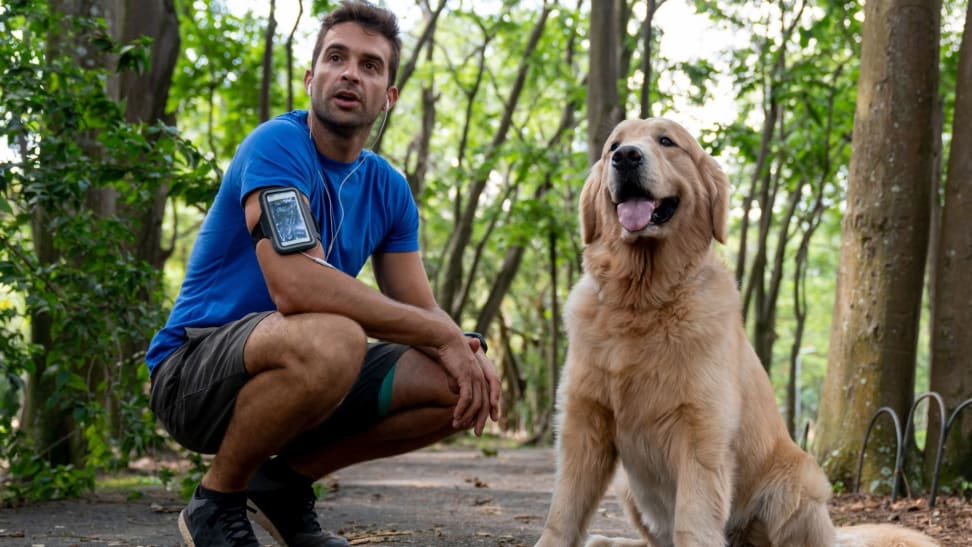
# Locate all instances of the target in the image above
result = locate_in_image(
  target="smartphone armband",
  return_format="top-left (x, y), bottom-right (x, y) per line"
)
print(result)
top-left (251, 187), bottom-right (319, 254)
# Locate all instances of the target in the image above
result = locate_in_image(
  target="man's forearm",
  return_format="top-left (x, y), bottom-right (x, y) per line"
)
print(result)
top-left (259, 245), bottom-right (457, 348)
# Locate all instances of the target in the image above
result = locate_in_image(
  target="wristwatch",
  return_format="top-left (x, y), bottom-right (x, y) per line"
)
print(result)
top-left (464, 331), bottom-right (488, 354)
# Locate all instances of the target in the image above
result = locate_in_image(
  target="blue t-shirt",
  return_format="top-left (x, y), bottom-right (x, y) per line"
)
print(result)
top-left (145, 110), bottom-right (420, 373)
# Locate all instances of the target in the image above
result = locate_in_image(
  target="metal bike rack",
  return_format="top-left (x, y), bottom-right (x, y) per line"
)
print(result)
top-left (854, 406), bottom-right (903, 500)
top-left (855, 393), bottom-right (972, 507)
top-left (930, 397), bottom-right (972, 506)
top-left (901, 392), bottom-right (946, 503)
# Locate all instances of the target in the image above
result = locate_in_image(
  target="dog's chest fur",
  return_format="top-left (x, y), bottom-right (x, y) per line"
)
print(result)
top-left (563, 254), bottom-right (740, 395)
top-left (560, 258), bottom-right (744, 542)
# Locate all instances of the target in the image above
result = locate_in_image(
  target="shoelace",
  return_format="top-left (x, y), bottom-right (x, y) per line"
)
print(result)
top-left (297, 487), bottom-right (323, 531)
top-left (211, 504), bottom-right (255, 544)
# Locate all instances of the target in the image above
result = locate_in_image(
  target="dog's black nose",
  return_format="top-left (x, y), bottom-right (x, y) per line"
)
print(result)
top-left (611, 145), bottom-right (643, 172)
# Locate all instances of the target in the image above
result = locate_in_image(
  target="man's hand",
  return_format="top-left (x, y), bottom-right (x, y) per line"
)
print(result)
top-left (435, 332), bottom-right (501, 436)
top-left (466, 335), bottom-right (501, 435)
top-left (369, 252), bottom-right (500, 435)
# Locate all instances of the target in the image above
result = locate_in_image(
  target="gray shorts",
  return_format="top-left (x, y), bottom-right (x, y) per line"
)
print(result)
top-left (149, 311), bottom-right (408, 454)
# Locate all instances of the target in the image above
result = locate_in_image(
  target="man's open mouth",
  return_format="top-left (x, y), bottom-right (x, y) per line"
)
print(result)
top-left (616, 196), bottom-right (680, 232)
top-left (333, 90), bottom-right (362, 106)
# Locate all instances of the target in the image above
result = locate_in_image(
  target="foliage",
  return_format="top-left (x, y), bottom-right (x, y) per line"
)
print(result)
top-left (170, 0), bottom-right (268, 168)
top-left (694, 0), bottom-right (860, 433)
top-left (0, 1), bottom-right (217, 504)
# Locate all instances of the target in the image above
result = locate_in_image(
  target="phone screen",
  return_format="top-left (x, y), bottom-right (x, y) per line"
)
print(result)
top-left (265, 190), bottom-right (313, 249)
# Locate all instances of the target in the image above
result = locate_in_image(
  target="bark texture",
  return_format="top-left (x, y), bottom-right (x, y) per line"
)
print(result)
top-left (815, 0), bottom-right (941, 488)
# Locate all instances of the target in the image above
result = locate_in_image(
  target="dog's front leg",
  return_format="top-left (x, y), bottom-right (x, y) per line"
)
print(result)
top-left (670, 428), bottom-right (733, 547)
top-left (535, 397), bottom-right (617, 547)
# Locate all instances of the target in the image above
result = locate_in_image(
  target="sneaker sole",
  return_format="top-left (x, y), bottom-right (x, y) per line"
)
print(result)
top-left (247, 500), bottom-right (289, 546)
top-left (178, 509), bottom-right (196, 547)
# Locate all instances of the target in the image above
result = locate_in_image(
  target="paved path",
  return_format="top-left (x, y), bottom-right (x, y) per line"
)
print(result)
top-left (0, 448), bottom-right (632, 546)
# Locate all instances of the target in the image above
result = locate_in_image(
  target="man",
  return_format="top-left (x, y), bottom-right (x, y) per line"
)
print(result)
top-left (145, 2), bottom-right (501, 545)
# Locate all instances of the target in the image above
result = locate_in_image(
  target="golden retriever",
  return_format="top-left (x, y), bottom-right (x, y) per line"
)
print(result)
top-left (534, 118), bottom-right (938, 547)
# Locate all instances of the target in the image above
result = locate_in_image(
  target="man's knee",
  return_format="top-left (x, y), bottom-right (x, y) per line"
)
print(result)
top-left (297, 314), bottom-right (366, 389)
top-left (249, 312), bottom-right (367, 391)
top-left (393, 349), bottom-right (461, 410)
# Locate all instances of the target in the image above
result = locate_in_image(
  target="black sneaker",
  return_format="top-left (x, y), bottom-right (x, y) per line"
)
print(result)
top-left (178, 485), bottom-right (260, 547)
top-left (247, 483), bottom-right (349, 547)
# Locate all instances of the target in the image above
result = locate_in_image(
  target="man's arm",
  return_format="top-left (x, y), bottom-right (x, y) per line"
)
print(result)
top-left (372, 250), bottom-right (501, 435)
top-left (244, 191), bottom-right (487, 429)
top-left (244, 191), bottom-right (445, 341)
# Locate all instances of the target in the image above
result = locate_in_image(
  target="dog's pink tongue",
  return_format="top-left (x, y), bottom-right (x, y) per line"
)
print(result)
top-left (617, 199), bottom-right (657, 232)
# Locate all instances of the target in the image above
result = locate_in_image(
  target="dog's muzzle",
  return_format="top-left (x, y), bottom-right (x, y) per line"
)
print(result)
top-left (610, 145), bottom-right (679, 233)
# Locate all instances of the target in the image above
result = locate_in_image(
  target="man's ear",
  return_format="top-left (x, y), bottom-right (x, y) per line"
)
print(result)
top-left (579, 160), bottom-right (604, 245)
top-left (385, 86), bottom-right (399, 110)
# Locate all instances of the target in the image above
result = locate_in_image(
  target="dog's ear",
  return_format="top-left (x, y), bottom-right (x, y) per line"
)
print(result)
top-left (579, 160), bottom-right (603, 245)
top-left (702, 155), bottom-right (729, 244)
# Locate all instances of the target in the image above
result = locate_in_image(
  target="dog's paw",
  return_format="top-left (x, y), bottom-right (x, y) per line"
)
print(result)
top-left (584, 534), bottom-right (649, 547)
top-left (534, 533), bottom-right (566, 547)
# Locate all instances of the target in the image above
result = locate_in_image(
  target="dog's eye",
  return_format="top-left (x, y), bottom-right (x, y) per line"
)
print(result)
top-left (609, 141), bottom-right (620, 152)
top-left (659, 136), bottom-right (675, 147)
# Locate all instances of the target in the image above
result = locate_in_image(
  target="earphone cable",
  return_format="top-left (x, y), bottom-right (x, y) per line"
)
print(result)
top-left (307, 104), bottom-right (390, 264)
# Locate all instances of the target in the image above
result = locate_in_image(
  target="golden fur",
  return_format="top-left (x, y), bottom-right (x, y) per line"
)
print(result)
top-left (534, 119), bottom-right (938, 547)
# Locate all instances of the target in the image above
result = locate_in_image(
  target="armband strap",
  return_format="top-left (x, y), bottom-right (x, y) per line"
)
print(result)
top-left (249, 187), bottom-right (321, 254)
top-left (464, 331), bottom-right (488, 354)
top-left (250, 220), bottom-right (268, 245)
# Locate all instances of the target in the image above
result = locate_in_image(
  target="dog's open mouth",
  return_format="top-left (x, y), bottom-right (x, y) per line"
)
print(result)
top-left (616, 196), bottom-right (679, 232)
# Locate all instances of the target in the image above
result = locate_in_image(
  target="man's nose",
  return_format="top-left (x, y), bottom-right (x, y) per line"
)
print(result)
top-left (341, 64), bottom-right (360, 82)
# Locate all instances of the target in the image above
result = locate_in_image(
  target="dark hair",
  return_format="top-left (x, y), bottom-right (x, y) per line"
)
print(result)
top-left (311, 1), bottom-right (402, 87)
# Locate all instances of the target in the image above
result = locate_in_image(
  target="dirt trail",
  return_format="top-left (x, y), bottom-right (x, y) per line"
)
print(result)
top-left (0, 448), bottom-right (630, 546)
top-left (0, 447), bottom-right (968, 546)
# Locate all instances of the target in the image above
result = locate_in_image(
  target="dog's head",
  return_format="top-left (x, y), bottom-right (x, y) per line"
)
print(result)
top-left (580, 118), bottom-right (728, 248)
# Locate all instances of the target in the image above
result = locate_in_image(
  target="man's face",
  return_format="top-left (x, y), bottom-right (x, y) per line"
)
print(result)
top-left (306, 22), bottom-right (395, 135)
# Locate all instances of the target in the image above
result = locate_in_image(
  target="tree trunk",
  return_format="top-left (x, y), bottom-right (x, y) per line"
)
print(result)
top-left (285, 1), bottom-right (303, 112)
top-left (497, 317), bottom-right (526, 433)
top-left (435, 6), bottom-right (552, 317)
top-left (815, 0), bottom-right (940, 489)
top-left (370, 0), bottom-right (446, 155)
top-left (546, 226), bottom-right (560, 444)
top-left (23, 0), bottom-right (115, 467)
top-left (737, 103), bottom-right (776, 293)
top-left (638, 0), bottom-right (662, 118)
top-left (110, 0), bottom-right (180, 443)
top-left (587, 0), bottom-right (624, 164)
top-left (22, 0), bottom-right (181, 462)
top-left (114, 0), bottom-right (180, 268)
top-left (403, 1), bottom-right (438, 201)
top-left (752, 174), bottom-right (801, 375)
top-left (928, 0), bottom-right (972, 485)
top-left (259, 0), bottom-right (276, 123)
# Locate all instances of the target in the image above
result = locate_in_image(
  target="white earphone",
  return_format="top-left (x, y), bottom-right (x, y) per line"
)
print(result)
top-left (385, 97), bottom-right (390, 111)
top-left (307, 84), bottom-right (312, 96)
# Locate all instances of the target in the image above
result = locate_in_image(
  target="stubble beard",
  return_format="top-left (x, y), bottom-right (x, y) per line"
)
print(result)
top-left (311, 99), bottom-right (376, 140)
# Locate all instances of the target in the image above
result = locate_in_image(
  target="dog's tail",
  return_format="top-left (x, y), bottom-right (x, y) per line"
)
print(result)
top-left (835, 524), bottom-right (939, 547)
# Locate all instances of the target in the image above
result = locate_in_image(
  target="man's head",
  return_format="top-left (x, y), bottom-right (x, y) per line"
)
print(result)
top-left (311, 1), bottom-right (402, 88)
top-left (304, 1), bottom-right (401, 145)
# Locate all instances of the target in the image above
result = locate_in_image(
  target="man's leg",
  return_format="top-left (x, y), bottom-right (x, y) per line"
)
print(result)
top-left (204, 312), bottom-right (367, 492)
top-left (244, 346), bottom-right (466, 546)
top-left (286, 347), bottom-right (463, 477)
top-left (157, 311), bottom-right (367, 546)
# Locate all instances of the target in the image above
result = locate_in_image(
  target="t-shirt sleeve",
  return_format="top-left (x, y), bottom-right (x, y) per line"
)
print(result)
top-left (235, 120), bottom-right (315, 204)
top-left (378, 174), bottom-right (420, 253)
